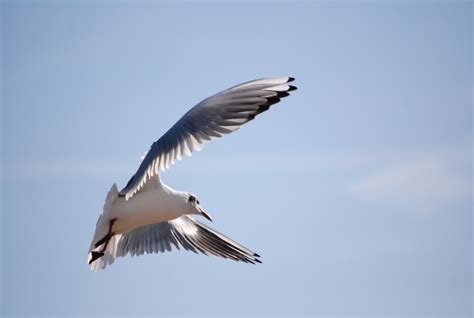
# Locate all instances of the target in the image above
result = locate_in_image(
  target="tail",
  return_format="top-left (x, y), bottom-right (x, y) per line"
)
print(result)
top-left (87, 183), bottom-right (121, 272)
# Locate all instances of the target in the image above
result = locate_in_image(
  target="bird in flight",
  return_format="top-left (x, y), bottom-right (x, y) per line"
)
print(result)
top-left (88, 77), bottom-right (297, 271)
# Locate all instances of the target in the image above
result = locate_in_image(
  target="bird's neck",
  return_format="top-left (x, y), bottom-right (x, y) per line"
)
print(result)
top-left (163, 187), bottom-right (189, 212)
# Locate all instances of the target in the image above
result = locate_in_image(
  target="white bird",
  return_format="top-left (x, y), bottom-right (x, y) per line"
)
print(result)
top-left (87, 77), bottom-right (297, 271)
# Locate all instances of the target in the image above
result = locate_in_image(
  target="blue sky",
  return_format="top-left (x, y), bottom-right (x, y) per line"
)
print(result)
top-left (1, 1), bottom-right (472, 316)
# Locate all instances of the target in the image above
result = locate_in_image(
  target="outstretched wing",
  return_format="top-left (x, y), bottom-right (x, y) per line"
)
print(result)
top-left (116, 216), bottom-right (261, 264)
top-left (121, 77), bottom-right (297, 199)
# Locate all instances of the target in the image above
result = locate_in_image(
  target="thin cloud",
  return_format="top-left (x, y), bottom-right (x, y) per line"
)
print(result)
top-left (1, 158), bottom-right (134, 179)
top-left (3, 145), bottom-right (471, 212)
top-left (351, 152), bottom-right (471, 210)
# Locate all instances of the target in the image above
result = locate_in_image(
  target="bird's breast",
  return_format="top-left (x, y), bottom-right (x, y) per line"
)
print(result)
top-left (110, 190), bottom-right (184, 234)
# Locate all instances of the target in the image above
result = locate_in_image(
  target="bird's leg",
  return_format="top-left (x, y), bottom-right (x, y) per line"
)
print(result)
top-left (94, 218), bottom-right (117, 249)
top-left (89, 219), bottom-right (117, 264)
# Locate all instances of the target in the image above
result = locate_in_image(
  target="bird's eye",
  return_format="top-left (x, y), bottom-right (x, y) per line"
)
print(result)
top-left (197, 200), bottom-right (200, 205)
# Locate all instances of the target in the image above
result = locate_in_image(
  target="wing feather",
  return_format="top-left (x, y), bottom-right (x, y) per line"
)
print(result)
top-left (113, 216), bottom-right (261, 265)
top-left (121, 77), bottom-right (297, 199)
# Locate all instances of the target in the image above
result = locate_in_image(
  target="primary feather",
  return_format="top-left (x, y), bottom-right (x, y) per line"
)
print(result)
top-left (121, 77), bottom-right (297, 200)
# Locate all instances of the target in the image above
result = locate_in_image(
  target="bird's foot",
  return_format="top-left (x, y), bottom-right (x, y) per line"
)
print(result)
top-left (88, 251), bottom-right (105, 264)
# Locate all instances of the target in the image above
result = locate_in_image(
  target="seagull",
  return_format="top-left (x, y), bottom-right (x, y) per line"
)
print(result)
top-left (87, 77), bottom-right (297, 271)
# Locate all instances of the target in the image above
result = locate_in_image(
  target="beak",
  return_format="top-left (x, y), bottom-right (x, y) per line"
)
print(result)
top-left (198, 207), bottom-right (213, 222)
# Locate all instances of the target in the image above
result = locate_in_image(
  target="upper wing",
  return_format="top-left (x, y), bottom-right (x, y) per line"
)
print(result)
top-left (116, 215), bottom-right (261, 264)
top-left (121, 77), bottom-right (297, 199)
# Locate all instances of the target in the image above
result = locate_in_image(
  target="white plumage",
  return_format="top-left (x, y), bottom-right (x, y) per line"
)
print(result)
top-left (88, 77), bottom-right (297, 271)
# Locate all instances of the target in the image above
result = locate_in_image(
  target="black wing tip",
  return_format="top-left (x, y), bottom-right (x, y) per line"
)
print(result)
top-left (251, 252), bottom-right (262, 264)
top-left (287, 76), bottom-right (295, 82)
top-left (288, 85), bottom-right (297, 92)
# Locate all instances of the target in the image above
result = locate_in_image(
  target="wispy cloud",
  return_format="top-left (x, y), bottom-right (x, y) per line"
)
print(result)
top-left (3, 143), bottom-right (471, 211)
top-left (0, 150), bottom-right (375, 179)
top-left (351, 148), bottom-right (471, 209)
top-left (1, 158), bottom-right (134, 180)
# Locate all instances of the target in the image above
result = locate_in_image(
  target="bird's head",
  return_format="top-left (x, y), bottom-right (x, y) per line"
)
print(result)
top-left (187, 193), bottom-right (213, 222)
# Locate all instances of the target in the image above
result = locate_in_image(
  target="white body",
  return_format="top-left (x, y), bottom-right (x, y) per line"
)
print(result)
top-left (87, 180), bottom-right (196, 271)
top-left (111, 182), bottom-right (187, 234)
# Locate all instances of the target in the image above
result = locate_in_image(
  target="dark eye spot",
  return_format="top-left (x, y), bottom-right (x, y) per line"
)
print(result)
top-left (197, 200), bottom-right (200, 205)
top-left (188, 195), bottom-right (196, 203)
